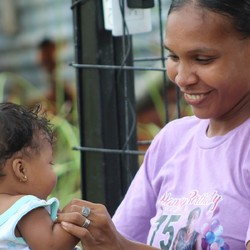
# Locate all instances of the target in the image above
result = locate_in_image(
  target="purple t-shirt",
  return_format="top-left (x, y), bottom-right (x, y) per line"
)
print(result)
top-left (112, 116), bottom-right (250, 250)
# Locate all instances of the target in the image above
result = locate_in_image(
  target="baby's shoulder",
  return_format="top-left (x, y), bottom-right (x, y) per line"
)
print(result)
top-left (0, 194), bottom-right (25, 214)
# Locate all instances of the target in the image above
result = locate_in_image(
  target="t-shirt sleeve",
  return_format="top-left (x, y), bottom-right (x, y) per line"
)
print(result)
top-left (112, 160), bottom-right (156, 242)
top-left (19, 196), bottom-right (60, 222)
top-left (44, 197), bottom-right (60, 221)
top-left (246, 219), bottom-right (250, 247)
top-left (112, 126), bottom-right (169, 243)
top-left (0, 195), bottom-right (60, 246)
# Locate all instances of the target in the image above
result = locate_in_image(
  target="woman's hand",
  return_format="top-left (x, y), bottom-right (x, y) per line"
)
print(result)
top-left (57, 199), bottom-right (159, 250)
top-left (57, 199), bottom-right (127, 250)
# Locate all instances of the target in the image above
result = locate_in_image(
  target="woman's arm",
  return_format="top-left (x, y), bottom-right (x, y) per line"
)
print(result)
top-left (247, 241), bottom-right (250, 250)
top-left (58, 199), bottom-right (159, 250)
top-left (18, 207), bottom-right (79, 250)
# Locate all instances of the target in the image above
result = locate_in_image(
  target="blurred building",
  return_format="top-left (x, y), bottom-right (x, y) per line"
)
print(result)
top-left (0, 0), bottom-right (75, 103)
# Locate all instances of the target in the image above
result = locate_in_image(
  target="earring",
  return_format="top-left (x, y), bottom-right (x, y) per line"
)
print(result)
top-left (20, 175), bottom-right (28, 182)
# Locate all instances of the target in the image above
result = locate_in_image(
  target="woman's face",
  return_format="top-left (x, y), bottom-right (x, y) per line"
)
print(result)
top-left (165, 4), bottom-right (250, 121)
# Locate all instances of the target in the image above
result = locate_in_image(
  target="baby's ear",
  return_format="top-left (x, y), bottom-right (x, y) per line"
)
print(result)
top-left (12, 158), bottom-right (28, 182)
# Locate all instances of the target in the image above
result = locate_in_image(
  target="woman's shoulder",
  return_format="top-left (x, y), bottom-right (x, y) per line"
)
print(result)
top-left (159, 115), bottom-right (205, 136)
top-left (166, 115), bottom-right (201, 127)
top-left (148, 116), bottom-right (205, 151)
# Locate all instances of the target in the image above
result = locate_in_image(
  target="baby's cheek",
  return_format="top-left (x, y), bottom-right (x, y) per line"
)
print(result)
top-left (48, 173), bottom-right (58, 193)
top-left (52, 173), bottom-right (58, 187)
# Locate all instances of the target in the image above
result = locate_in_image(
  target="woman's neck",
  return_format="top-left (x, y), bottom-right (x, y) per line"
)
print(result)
top-left (207, 96), bottom-right (250, 137)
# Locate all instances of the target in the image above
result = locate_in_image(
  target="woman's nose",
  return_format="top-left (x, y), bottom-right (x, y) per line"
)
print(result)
top-left (174, 65), bottom-right (198, 88)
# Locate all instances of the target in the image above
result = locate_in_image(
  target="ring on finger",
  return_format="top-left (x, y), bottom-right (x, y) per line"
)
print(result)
top-left (81, 206), bottom-right (91, 218)
top-left (82, 218), bottom-right (91, 229)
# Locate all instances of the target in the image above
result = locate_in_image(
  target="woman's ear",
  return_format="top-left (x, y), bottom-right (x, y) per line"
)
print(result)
top-left (12, 158), bottom-right (28, 182)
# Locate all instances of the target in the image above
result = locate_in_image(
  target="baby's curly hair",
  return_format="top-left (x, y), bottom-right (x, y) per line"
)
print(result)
top-left (0, 103), bottom-right (54, 176)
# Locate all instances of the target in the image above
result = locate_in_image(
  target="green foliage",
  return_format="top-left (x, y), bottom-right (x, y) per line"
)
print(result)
top-left (50, 114), bottom-right (81, 207)
top-left (0, 72), bottom-right (43, 103)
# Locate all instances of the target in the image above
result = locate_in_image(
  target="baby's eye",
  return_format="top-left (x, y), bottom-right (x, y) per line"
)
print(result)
top-left (50, 162), bottom-right (55, 166)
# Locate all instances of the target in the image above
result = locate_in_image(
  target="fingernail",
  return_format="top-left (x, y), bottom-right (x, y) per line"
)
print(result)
top-left (61, 222), bottom-right (69, 232)
top-left (61, 221), bottom-right (68, 227)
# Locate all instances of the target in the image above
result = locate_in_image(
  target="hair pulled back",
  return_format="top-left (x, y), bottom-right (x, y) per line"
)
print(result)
top-left (168, 0), bottom-right (250, 38)
top-left (0, 103), bottom-right (54, 176)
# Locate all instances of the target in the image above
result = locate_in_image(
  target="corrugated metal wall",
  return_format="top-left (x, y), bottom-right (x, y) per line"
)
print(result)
top-left (0, 0), bottom-right (74, 96)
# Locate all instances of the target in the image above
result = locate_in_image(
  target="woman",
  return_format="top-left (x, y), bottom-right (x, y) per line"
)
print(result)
top-left (58, 0), bottom-right (250, 249)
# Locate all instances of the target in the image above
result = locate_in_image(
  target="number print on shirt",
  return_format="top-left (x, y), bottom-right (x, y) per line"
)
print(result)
top-left (149, 214), bottom-right (181, 249)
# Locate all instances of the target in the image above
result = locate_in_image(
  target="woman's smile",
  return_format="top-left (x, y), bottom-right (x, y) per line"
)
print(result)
top-left (184, 91), bottom-right (210, 106)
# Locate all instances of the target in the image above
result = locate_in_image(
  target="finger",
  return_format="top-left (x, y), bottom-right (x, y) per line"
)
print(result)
top-left (69, 199), bottom-right (98, 209)
top-left (61, 221), bottom-right (96, 245)
top-left (57, 212), bottom-right (85, 226)
top-left (71, 201), bottom-right (107, 216)
top-left (62, 203), bottom-right (103, 224)
top-left (62, 199), bottom-right (97, 213)
top-left (60, 206), bottom-right (93, 224)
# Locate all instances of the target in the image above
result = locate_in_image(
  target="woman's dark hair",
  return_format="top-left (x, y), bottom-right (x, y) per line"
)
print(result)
top-left (168, 0), bottom-right (250, 38)
top-left (0, 103), bottom-right (54, 176)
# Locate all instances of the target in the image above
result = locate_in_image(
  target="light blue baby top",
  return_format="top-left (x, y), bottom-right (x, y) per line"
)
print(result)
top-left (0, 195), bottom-right (59, 249)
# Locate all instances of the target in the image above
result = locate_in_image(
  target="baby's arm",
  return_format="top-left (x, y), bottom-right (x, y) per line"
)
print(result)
top-left (17, 207), bottom-right (79, 250)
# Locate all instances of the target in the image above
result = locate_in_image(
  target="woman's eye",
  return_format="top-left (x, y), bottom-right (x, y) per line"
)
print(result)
top-left (195, 57), bottom-right (215, 64)
top-left (167, 53), bottom-right (179, 62)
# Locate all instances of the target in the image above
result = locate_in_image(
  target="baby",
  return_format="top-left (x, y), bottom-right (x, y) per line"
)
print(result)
top-left (0, 103), bottom-right (79, 249)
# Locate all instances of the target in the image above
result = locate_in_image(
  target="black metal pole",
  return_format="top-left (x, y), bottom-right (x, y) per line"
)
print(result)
top-left (71, 0), bottom-right (138, 215)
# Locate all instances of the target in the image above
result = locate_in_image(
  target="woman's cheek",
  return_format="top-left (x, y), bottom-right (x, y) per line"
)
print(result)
top-left (166, 60), bottom-right (176, 84)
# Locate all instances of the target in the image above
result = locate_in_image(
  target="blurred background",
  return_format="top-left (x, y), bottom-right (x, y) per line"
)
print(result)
top-left (0, 0), bottom-right (79, 207)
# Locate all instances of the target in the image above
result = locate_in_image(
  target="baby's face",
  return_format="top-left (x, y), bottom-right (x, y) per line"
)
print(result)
top-left (24, 134), bottom-right (57, 200)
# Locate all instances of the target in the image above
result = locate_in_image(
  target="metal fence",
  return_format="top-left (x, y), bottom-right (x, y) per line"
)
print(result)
top-left (71, 0), bottom-right (183, 215)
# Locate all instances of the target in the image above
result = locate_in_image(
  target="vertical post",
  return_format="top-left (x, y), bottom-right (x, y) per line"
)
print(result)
top-left (71, 0), bottom-right (138, 215)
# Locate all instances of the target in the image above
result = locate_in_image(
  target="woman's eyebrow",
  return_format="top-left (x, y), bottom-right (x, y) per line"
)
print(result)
top-left (164, 45), bottom-right (171, 51)
top-left (164, 45), bottom-right (218, 54)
